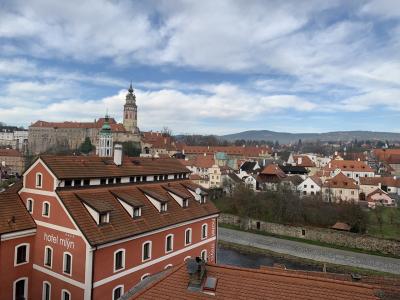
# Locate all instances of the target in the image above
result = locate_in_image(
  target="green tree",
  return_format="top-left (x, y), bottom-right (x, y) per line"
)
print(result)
top-left (79, 137), bottom-right (95, 154)
top-left (121, 141), bottom-right (141, 157)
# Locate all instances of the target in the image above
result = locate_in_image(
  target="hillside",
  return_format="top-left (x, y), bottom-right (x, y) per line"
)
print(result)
top-left (220, 130), bottom-right (400, 144)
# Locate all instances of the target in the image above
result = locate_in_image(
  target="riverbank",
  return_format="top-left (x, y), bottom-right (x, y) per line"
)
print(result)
top-left (218, 227), bottom-right (400, 275)
top-left (218, 240), bottom-right (399, 278)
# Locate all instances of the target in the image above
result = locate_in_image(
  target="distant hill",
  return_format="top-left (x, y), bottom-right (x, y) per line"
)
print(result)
top-left (220, 130), bottom-right (400, 144)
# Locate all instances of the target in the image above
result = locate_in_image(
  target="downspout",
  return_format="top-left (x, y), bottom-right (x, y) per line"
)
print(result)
top-left (90, 247), bottom-right (97, 300)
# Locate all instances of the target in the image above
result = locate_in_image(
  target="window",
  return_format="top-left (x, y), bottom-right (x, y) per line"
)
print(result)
top-left (133, 207), bottom-right (141, 217)
top-left (165, 234), bottom-right (173, 253)
top-left (25, 198), bottom-right (34, 213)
top-left (42, 281), bottom-right (51, 300)
top-left (14, 278), bottom-right (28, 300)
top-left (183, 199), bottom-right (188, 208)
top-left (129, 176), bottom-right (135, 183)
top-left (42, 202), bottom-right (50, 217)
top-left (301, 229), bottom-right (306, 236)
top-left (304, 184), bottom-right (307, 188)
top-left (65, 180), bottom-right (72, 187)
top-left (100, 178), bottom-right (107, 185)
top-left (311, 185), bottom-right (314, 188)
top-left (141, 273), bottom-right (150, 281)
top-left (83, 179), bottom-right (90, 186)
top-left (116, 178), bottom-right (121, 184)
top-left (114, 249), bottom-right (125, 272)
top-left (164, 264), bottom-right (173, 269)
top-left (63, 252), bottom-right (72, 275)
top-left (74, 179), bottom-right (82, 187)
top-left (100, 212), bottom-right (110, 224)
top-left (351, 191), bottom-right (355, 195)
top-left (15, 244), bottom-right (29, 266)
top-left (201, 249), bottom-right (207, 261)
top-left (36, 173), bottom-right (42, 188)
top-left (185, 228), bottom-right (192, 246)
top-left (44, 246), bottom-right (52, 268)
top-left (303, 191), bottom-right (307, 195)
top-left (161, 203), bottom-right (167, 212)
top-left (61, 290), bottom-right (71, 300)
top-left (201, 224), bottom-right (208, 239)
top-left (113, 285), bottom-right (124, 300)
top-left (142, 241), bottom-right (152, 261)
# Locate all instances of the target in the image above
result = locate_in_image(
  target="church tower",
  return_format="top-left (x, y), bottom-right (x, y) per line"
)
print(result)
top-left (123, 83), bottom-right (138, 133)
top-left (97, 114), bottom-right (113, 157)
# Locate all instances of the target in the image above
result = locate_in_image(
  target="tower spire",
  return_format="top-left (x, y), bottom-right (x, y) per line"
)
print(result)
top-left (128, 81), bottom-right (134, 94)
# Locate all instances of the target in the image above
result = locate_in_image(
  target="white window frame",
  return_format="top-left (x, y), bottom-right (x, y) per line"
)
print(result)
top-left (63, 252), bottom-right (73, 276)
top-left (184, 228), bottom-right (192, 246)
top-left (201, 249), bottom-right (207, 262)
top-left (44, 246), bottom-right (53, 268)
top-left (26, 198), bottom-right (34, 213)
top-left (113, 249), bottom-right (126, 273)
top-left (14, 243), bottom-right (30, 266)
top-left (42, 201), bottom-right (50, 218)
top-left (42, 281), bottom-right (51, 300)
top-left (141, 273), bottom-right (150, 281)
top-left (201, 223), bottom-right (208, 240)
top-left (13, 277), bottom-right (28, 300)
top-left (142, 241), bottom-right (152, 262)
top-left (184, 256), bottom-right (191, 262)
top-left (165, 234), bottom-right (174, 253)
top-left (36, 172), bottom-right (43, 188)
top-left (61, 289), bottom-right (71, 300)
top-left (112, 285), bottom-right (124, 300)
top-left (164, 264), bottom-right (173, 269)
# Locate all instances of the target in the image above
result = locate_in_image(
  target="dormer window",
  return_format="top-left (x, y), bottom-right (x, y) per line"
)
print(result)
top-left (134, 207), bottom-right (141, 217)
top-left (100, 212), bottom-right (110, 224)
top-left (183, 199), bottom-right (188, 208)
top-left (161, 203), bottom-right (167, 212)
top-left (141, 188), bottom-right (169, 213)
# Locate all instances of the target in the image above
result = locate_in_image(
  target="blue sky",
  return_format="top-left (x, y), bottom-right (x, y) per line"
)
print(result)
top-left (0, 0), bottom-right (399, 134)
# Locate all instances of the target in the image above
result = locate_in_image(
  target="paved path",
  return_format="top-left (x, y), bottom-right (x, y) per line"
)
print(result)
top-left (218, 227), bottom-right (400, 274)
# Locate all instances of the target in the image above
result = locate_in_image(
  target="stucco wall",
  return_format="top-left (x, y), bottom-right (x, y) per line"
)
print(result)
top-left (219, 213), bottom-right (400, 256)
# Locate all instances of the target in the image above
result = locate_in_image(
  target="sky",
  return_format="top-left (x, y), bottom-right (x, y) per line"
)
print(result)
top-left (0, 0), bottom-right (399, 135)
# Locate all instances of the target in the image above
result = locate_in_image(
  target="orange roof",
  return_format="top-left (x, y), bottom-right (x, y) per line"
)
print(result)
top-left (260, 164), bottom-right (285, 177)
top-left (128, 262), bottom-right (379, 300)
top-left (293, 155), bottom-right (316, 167)
top-left (0, 149), bottom-right (22, 157)
top-left (179, 145), bottom-right (271, 157)
top-left (309, 175), bottom-right (323, 187)
top-left (373, 148), bottom-right (400, 162)
top-left (323, 160), bottom-right (374, 173)
top-left (331, 222), bottom-right (351, 231)
top-left (323, 172), bottom-right (359, 189)
top-left (359, 176), bottom-right (400, 188)
top-left (142, 132), bottom-right (177, 151)
top-left (182, 155), bottom-right (215, 169)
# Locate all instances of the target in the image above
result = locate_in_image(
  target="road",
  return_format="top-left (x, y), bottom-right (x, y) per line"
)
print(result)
top-left (218, 227), bottom-right (400, 274)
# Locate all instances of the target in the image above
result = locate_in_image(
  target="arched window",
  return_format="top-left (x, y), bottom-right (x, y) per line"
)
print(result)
top-left (13, 277), bottom-right (28, 300)
top-left (114, 249), bottom-right (125, 272)
top-left (63, 252), bottom-right (72, 275)
top-left (112, 285), bottom-right (124, 300)
top-left (36, 173), bottom-right (43, 188)
top-left (15, 243), bottom-right (29, 266)
top-left (42, 281), bottom-right (51, 300)
top-left (201, 224), bottom-right (208, 239)
top-left (44, 246), bottom-right (52, 268)
top-left (165, 234), bottom-right (174, 253)
top-left (26, 198), bottom-right (34, 213)
top-left (201, 249), bottom-right (207, 262)
top-left (61, 289), bottom-right (71, 300)
top-left (184, 256), bottom-right (191, 262)
top-left (164, 264), bottom-right (173, 269)
top-left (142, 241), bottom-right (152, 262)
top-left (141, 273), bottom-right (150, 281)
top-left (42, 201), bottom-right (50, 217)
top-left (185, 228), bottom-right (192, 246)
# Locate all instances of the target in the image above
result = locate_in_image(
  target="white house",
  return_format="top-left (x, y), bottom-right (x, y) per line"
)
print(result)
top-left (298, 176), bottom-right (322, 197)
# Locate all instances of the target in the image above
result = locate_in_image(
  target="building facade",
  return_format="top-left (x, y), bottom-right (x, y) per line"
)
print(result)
top-left (1, 149), bottom-right (219, 300)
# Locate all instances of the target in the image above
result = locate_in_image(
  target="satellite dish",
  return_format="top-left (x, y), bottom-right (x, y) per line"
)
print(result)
top-left (195, 188), bottom-right (201, 195)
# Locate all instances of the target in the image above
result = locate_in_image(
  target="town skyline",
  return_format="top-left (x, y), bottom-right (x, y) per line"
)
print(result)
top-left (1, 0), bottom-right (400, 134)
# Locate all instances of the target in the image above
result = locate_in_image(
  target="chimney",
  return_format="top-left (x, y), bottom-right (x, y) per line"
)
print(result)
top-left (297, 157), bottom-right (302, 165)
top-left (187, 257), bottom-right (206, 292)
top-left (328, 162), bottom-right (331, 169)
top-left (113, 144), bottom-right (123, 166)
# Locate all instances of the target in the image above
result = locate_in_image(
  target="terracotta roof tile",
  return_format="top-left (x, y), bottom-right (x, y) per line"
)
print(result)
top-left (323, 160), bottom-right (374, 173)
top-left (128, 262), bottom-right (379, 300)
top-left (0, 149), bottom-right (22, 157)
top-left (322, 173), bottom-right (359, 189)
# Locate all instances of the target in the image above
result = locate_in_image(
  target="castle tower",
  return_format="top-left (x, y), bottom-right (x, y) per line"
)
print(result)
top-left (98, 114), bottom-right (113, 157)
top-left (123, 83), bottom-right (138, 133)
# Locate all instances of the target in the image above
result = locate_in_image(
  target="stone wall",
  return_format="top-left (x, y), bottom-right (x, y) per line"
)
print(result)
top-left (218, 213), bottom-right (400, 256)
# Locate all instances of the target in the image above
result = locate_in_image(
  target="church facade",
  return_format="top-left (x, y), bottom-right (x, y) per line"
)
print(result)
top-left (28, 85), bottom-right (141, 155)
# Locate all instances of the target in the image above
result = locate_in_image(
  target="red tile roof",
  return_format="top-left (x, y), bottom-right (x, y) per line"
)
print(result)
top-left (30, 118), bottom-right (126, 132)
top-left (128, 262), bottom-right (379, 300)
top-left (56, 180), bottom-right (219, 246)
top-left (373, 148), bottom-right (400, 163)
top-left (0, 182), bottom-right (36, 235)
top-left (360, 176), bottom-right (400, 188)
top-left (142, 132), bottom-right (177, 151)
top-left (293, 155), bottom-right (316, 167)
top-left (0, 149), bottom-right (22, 157)
top-left (38, 156), bottom-right (190, 179)
top-left (323, 172), bottom-right (359, 189)
top-left (309, 175), bottom-right (323, 187)
top-left (260, 164), bottom-right (285, 177)
top-left (179, 145), bottom-right (271, 157)
top-left (323, 159), bottom-right (374, 173)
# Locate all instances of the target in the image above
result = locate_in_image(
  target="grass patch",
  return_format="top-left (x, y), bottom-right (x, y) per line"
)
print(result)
top-left (219, 223), bottom-right (400, 259)
top-left (219, 240), bottom-right (400, 278)
top-left (367, 207), bottom-right (400, 240)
